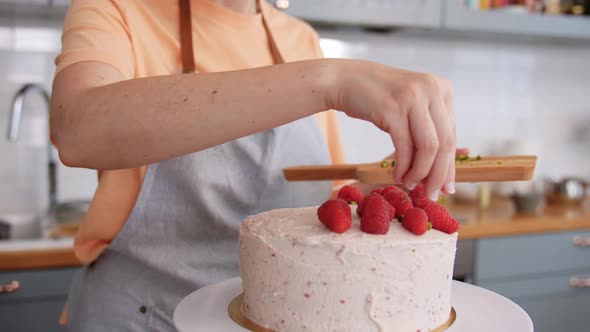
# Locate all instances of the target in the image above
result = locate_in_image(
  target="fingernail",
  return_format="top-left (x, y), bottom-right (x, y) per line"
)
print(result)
top-left (429, 190), bottom-right (440, 201)
top-left (406, 182), bottom-right (417, 190)
top-left (446, 182), bottom-right (456, 194)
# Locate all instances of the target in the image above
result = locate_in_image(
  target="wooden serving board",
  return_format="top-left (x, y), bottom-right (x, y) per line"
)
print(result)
top-left (283, 155), bottom-right (537, 184)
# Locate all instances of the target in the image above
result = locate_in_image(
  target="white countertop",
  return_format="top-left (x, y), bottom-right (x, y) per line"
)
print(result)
top-left (0, 237), bottom-right (73, 252)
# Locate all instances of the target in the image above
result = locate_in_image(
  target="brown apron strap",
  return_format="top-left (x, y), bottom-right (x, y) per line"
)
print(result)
top-left (179, 0), bottom-right (196, 73)
top-left (258, 0), bottom-right (285, 64)
top-left (178, 0), bottom-right (285, 73)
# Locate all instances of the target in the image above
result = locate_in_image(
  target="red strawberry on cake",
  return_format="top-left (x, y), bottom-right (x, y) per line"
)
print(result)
top-left (357, 193), bottom-right (395, 219)
top-left (360, 194), bottom-right (393, 234)
top-left (337, 185), bottom-right (364, 204)
top-left (401, 208), bottom-right (430, 235)
top-left (383, 190), bottom-right (413, 218)
top-left (369, 188), bottom-right (384, 196)
top-left (423, 202), bottom-right (460, 234)
top-left (408, 184), bottom-right (429, 209)
top-left (317, 199), bottom-right (351, 234)
top-left (381, 185), bottom-right (402, 195)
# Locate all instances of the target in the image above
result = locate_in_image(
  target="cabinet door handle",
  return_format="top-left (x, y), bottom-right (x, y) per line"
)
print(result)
top-left (572, 236), bottom-right (590, 247)
top-left (0, 280), bottom-right (20, 294)
top-left (569, 277), bottom-right (590, 288)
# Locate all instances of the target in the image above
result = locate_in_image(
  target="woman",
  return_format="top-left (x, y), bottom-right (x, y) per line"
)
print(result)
top-left (51, 0), bottom-right (456, 330)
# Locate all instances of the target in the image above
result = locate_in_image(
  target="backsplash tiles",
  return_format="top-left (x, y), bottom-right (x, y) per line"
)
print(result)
top-left (0, 12), bottom-right (589, 214)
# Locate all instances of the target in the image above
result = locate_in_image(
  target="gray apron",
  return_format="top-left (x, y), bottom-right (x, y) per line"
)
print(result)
top-left (66, 1), bottom-right (332, 331)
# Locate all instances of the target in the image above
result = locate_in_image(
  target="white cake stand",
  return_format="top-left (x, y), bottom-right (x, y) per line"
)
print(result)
top-left (174, 278), bottom-right (533, 332)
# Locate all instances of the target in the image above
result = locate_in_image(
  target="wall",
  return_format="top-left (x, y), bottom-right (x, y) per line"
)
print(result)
top-left (0, 11), bottom-right (589, 214)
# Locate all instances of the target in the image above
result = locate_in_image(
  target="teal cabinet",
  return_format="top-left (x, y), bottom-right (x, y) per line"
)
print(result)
top-left (474, 231), bottom-right (590, 332)
top-left (0, 268), bottom-right (77, 332)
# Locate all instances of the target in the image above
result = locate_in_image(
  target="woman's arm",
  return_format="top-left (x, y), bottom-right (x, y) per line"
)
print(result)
top-left (51, 58), bottom-right (455, 198)
top-left (51, 60), bottom-right (330, 170)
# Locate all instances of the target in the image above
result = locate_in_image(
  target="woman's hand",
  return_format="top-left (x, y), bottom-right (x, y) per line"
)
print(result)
top-left (325, 60), bottom-right (456, 201)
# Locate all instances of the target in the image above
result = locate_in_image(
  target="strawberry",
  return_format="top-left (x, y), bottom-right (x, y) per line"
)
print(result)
top-left (423, 202), bottom-right (460, 234)
top-left (360, 194), bottom-right (392, 235)
top-left (356, 193), bottom-right (371, 217)
top-left (317, 199), bottom-right (352, 233)
top-left (357, 193), bottom-right (395, 219)
top-left (337, 185), bottom-right (364, 204)
top-left (401, 208), bottom-right (429, 235)
top-left (370, 188), bottom-right (384, 196)
top-left (383, 190), bottom-right (413, 218)
top-left (385, 201), bottom-right (396, 220)
top-left (381, 185), bottom-right (402, 196)
top-left (408, 184), bottom-right (429, 209)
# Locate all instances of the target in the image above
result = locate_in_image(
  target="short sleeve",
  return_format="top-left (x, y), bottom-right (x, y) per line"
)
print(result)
top-left (54, 0), bottom-right (135, 79)
top-left (309, 28), bottom-right (324, 59)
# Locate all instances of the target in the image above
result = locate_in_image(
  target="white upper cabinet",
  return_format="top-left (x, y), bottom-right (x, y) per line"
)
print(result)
top-left (444, 0), bottom-right (590, 40)
top-left (280, 0), bottom-right (442, 28)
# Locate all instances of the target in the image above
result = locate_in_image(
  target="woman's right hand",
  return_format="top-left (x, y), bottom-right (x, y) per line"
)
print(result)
top-left (324, 59), bottom-right (456, 201)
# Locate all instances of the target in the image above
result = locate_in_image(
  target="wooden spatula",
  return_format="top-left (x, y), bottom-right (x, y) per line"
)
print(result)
top-left (283, 155), bottom-right (536, 184)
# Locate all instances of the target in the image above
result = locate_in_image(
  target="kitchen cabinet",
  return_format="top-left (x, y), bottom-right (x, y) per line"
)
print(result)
top-left (281, 0), bottom-right (590, 40)
top-left (444, 0), bottom-right (590, 40)
top-left (473, 230), bottom-right (590, 332)
top-left (283, 0), bottom-right (442, 28)
top-left (5, 0), bottom-right (589, 40)
top-left (0, 0), bottom-right (48, 4)
top-left (0, 267), bottom-right (77, 332)
top-left (0, 0), bottom-right (68, 18)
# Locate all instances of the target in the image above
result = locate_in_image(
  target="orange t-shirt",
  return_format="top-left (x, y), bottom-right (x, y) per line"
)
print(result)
top-left (55, 0), bottom-right (345, 265)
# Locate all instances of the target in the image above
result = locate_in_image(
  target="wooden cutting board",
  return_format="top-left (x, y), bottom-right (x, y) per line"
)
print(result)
top-left (283, 155), bottom-right (537, 184)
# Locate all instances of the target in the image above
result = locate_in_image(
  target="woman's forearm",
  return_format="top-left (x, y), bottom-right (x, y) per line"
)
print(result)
top-left (51, 59), bottom-right (334, 170)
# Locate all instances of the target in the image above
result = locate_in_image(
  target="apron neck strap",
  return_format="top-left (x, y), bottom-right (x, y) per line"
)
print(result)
top-left (179, 0), bottom-right (196, 73)
top-left (178, 0), bottom-right (284, 74)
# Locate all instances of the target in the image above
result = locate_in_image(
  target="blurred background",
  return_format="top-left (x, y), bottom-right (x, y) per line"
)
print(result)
top-left (0, 1), bottom-right (589, 332)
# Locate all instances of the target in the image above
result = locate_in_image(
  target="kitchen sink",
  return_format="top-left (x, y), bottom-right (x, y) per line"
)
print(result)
top-left (0, 201), bottom-right (89, 241)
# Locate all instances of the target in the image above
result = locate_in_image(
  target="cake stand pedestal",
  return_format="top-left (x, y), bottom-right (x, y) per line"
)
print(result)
top-left (173, 278), bottom-right (533, 332)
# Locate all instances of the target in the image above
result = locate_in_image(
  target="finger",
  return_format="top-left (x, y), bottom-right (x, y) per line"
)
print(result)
top-left (423, 99), bottom-right (454, 199)
top-left (442, 159), bottom-right (456, 195)
top-left (443, 82), bottom-right (457, 194)
top-left (402, 105), bottom-right (438, 190)
top-left (424, 146), bottom-right (454, 199)
top-left (387, 114), bottom-right (413, 185)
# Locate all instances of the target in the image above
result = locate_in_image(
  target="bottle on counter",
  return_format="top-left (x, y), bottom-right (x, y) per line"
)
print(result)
top-left (545, 0), bottom-right (563, 13)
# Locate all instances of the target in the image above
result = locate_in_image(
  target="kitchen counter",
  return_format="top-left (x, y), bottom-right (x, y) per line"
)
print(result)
top-left (1, 198), bottom-right (589, 271)
top-left (0, 238), bottom-right (77, 271)
top-left (452, 198), bottom-right (590, 240)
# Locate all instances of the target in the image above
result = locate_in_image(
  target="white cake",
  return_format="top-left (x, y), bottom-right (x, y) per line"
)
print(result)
top-left (239, 206), bottom-right (458, 332)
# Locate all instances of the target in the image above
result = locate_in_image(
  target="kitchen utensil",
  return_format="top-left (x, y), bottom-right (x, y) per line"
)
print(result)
top-left (509, 177), bottom-right (546, 214)
top-left (544, 177), bottom-right (587, 205)
top-left (510, 192), bottom-right (545, 215)
top-left (284, 155), bottom-right (537, 185)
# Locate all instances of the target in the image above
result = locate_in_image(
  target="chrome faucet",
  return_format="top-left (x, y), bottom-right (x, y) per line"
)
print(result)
top-left (6, 83), bottom-right (57, 215)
